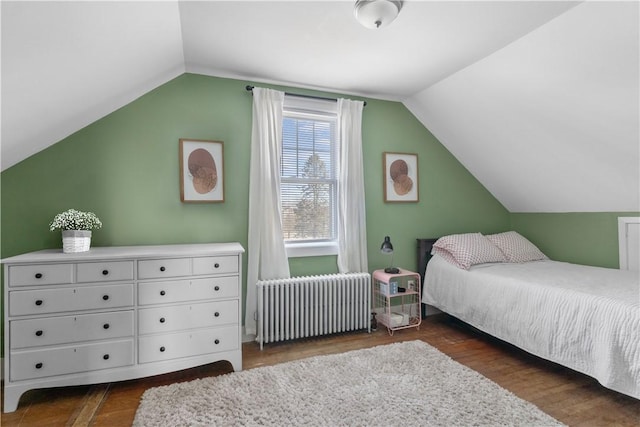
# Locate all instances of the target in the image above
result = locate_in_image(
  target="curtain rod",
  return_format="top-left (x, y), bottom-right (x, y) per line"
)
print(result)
top-left (245, 85), bottom-right (366, 107)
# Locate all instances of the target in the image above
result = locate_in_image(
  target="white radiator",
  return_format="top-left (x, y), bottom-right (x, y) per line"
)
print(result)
top-left (257, 273), bottom-right (371, 349)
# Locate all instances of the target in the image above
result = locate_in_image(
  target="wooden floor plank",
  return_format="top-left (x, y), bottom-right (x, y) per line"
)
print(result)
top-left (67, 385), bottom-right (110, 427)
top-left (2, 314), bottom-right (639, 426)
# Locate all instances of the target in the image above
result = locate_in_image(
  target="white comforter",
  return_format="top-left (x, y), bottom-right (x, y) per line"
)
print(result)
top-left (422, 255), bottom-right (640, 399)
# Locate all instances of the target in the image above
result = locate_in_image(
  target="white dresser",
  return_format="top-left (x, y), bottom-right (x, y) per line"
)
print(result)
top-left (2, 242), bottom-right (244, 413)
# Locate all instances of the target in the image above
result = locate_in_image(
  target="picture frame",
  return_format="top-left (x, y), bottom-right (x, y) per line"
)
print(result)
top-left (179, 139), bottom-right (224, 203)
top-left (383, 152), bottom-right (418, 203)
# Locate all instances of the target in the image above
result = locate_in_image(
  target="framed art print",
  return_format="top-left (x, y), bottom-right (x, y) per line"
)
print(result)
top-left (383, 152), bottom-right (418, 203)
top-left (179, 139), bottom-right (224, 203)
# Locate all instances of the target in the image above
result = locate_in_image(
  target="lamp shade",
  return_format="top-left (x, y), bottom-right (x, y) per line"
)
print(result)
top-left (354, 0), bottom-right (402, 29)
top-left (380, 236), bottom-right (394, 253)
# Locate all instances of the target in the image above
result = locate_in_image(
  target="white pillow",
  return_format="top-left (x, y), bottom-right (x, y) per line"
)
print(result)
top-left (485, 231), bottom-right (548, 263)
top-left (433, 233), bottom-right (506, 270)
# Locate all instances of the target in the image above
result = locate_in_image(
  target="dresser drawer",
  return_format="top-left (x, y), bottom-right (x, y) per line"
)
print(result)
top-left (8, 264), bottom-right (73, 287)
top-left (138, 258), bottom-right (191, 279)
top-left (77, 261), bottom-right (134, 282)
top-left (138, 276), bottom-right (239, 305)
top-left (10, 339), bottom-right (134, 381)
top-left (10, 311), bottom-right (134, 349)
top-left (9, 284), bottom-right (134, 316)
top-left (138, 325), bottom-right (238, 363)
top-left (192, 256), bottom-right (239, 276)
top-left (138, 300), bottom-right (238, 334)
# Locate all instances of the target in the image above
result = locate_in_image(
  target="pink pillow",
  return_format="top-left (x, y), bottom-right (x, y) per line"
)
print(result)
top-left (433, 233), bottom-right (506, 270)
top-left (486, 231), bottom-right (548, 263)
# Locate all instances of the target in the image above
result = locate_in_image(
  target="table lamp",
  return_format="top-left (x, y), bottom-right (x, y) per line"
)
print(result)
top-left (380, 236), bottom-right (399, 274)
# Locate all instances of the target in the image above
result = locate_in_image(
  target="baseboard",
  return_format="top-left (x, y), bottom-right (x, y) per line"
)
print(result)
top-left (242, 328), bottom-right (256, 343)
top-left (423, 304), bottom-right (442, 316)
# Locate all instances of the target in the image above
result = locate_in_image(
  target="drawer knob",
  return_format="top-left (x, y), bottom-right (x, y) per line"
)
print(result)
top-left (160, 290), bottom-right (166, 296)
top-left (102, 269), bottom-right (109, 276)
top-left (103, 354), bottom-right (110, 360)
top-left (35, 273), bottom-right (43, 279)
top-left (102, 295), bottom-right (110, 301)
top-left (214, 286), bottom-right (220, 291)
top-left (35, 362), bottom-right (43, 369)
top-left (214, 339), bottom-right (220, 345)
top-left (214, 312), bottom-right (220, 317)
top-left (35, 299), bottom-right (43, 306)
top-left (35, 330), bottom-right (43, 337)
top-left (160, 317), bottom-right (165, 323)
top-left (103, 323), bottom-right (110, 329)
top-left (160, 266), bottom-right (166, 272)
top-left (160, 346), bottom-right (165, 352)
top-left (214, 263), bottom-right (220, 268)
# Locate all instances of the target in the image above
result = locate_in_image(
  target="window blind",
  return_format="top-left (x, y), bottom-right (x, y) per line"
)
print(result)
top-left (281, 110), bottom-right (337, 243)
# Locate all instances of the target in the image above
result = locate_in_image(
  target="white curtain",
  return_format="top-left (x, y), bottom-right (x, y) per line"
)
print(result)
top-left (245, 87), bottom-right (291, 336)
top-left (337, 98), bottom-right (369, 273)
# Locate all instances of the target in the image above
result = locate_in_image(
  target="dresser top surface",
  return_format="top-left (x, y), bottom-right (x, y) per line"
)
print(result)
top-left (2, 242), bottom-right (245, 264)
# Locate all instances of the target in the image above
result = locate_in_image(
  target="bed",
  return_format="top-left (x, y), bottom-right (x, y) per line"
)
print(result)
top-left (417, 232), bottom-right (640, 399)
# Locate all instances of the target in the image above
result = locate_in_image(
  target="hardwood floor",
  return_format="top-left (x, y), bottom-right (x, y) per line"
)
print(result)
top-left (2, 314), bottom-right (638, 426)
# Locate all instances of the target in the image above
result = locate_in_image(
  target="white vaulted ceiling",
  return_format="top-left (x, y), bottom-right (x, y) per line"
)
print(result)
top-left (404, 1), bottom-right (639, 212)
top-left (2, 1), bottom-right (638, 213)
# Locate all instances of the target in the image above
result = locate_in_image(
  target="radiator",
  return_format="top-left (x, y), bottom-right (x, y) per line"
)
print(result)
top-left (256, 273), bottom-right (371, 349)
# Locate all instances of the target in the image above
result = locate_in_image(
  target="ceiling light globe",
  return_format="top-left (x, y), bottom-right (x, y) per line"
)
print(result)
top-left (354, 0), bottom-right (402, 29)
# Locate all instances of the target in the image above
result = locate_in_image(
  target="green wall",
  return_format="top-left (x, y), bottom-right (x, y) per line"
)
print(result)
top-left (1, 73), bottom-right (634, 356)
top-left (511, 212), bottom-right (639, 268)
top-left (0, 73), bottom-right (512, 267)
top-left (0, 73), bottom-right (509, 335)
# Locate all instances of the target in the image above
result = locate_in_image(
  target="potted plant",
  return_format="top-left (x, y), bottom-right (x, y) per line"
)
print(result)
top-left (50, 209), bottom-right (102, 253)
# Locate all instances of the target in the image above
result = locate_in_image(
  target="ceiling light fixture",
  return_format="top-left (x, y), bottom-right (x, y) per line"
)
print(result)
top-left (354, 0), bottom-right (403, 29)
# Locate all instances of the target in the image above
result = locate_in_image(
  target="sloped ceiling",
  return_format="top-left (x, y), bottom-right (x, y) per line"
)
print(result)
top-left (2, 1), bottom-right (185, 171)
top-left (405, 1), bottom-right (639, 212)
top-left (2, 1), bottom-right (638, 213)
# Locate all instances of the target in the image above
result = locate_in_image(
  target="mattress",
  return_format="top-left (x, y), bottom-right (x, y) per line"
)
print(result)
top-left (422, 255), bottom-right (640, 399)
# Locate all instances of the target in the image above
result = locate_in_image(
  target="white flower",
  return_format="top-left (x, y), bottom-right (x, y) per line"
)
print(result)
top-left (49, 209), bottom-right (102, 231)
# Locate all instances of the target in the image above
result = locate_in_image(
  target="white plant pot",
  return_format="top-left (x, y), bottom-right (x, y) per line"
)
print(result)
top-left (61, 230), bottom-right (92, 253)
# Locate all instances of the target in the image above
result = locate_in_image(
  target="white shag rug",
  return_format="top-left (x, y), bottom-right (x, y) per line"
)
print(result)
top-left (133, 340), bottom-right (564, 427)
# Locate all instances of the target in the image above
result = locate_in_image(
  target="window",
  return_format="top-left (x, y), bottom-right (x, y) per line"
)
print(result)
top-left (281, 97), bottom-right (339, 257)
